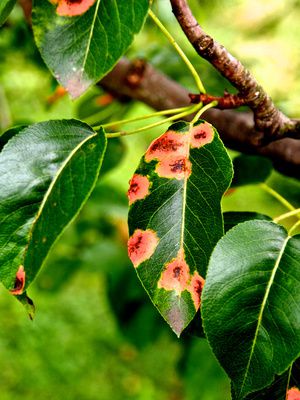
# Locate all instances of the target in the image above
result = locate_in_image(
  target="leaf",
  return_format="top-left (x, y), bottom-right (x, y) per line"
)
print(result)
top-left (32, 0), bottom-right (149, 98)
top-left (0, 120), bottom-right (106, 297)
top-left (0, 0), bottom-right (16, 26)
top-left (231, 155), bottom-right (272, 187)
top-left (202, 220), bottom-right (300, 399)
top-left (223, 211), bottom-right (271, 233)
top-left (101, 138), bottom-right (126, 175)
top-left (243, 358), bottom-right (300, 400)
top-left (0, 125), bottom-right (26, 151)
top-left (127, 120), bottom-right (233, 336)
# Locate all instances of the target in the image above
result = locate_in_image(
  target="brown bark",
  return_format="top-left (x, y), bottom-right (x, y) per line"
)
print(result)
top-left (100, 59), bottom-right (300, 179)
top-left (170, 0), bottom-right (300, 142)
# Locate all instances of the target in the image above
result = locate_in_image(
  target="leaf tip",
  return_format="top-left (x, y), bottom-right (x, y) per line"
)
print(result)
top-left (10, 265), bottom-right (26, 296)
top-left (16, 292), bottom-right (36, 321)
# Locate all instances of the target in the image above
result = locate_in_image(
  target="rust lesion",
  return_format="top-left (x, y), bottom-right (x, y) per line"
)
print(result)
top-left (190, 122), bottom-right (214, 148)
top-left (127, 174), bottom-right (150, 205)
top-left (10, 265), bottom-right (26, 296)
top-left (158, 249), bottom-right (205, 310)
top-left (50, 0), bottom-right (96, 17)
top-left (127, 229), bottom-right (159, 268)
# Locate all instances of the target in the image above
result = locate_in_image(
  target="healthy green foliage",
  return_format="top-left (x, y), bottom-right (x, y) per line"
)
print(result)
top-left (0, 0), bottom-right (16, 26)
top-left (128, 120), bottom-right (233, 336)
top-left (0, 120), bottom-right (106, 297)
top-left (231, 155), bottom-right (273, 187)
top-left (32, 0), bottom-right (149, 98)
top-left (202, 220), bottom-right (300, 399)
top-left (223, 211), bottom-right (271, 232)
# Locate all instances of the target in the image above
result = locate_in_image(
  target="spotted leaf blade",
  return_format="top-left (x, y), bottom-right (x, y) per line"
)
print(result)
top-left (127, 120), bottom-right (233, 336)
top-left (202, 221), bottom-right (300, 399)
top-left (32, 0), bottom-right (149, 98)
top-left (0, 120), bottom-right (106, 299)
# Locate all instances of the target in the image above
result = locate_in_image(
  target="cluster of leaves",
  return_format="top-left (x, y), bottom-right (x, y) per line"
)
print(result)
top-left (0, 1), bottom-right (300, 400)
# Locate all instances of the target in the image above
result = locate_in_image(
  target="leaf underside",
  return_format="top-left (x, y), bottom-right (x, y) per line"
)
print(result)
top-left (0, 119), bottom-right (106, 296)
top-left (32, 0), bottom-right (149, 98)
top-left (202, 220), bottom-right (300, 399)
top-left (127, 120), bottom-right (233, 336)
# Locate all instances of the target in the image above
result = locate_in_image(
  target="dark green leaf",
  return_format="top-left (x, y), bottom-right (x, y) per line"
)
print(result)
top-left (223, 211), bottom-right (271, 233)
top-left (32, 0), bottom-right (149, 98)
top-left (127, 120), bottom-right (233, 336)
top-left (101, 138), bottom-right (126, 175)
top-left (231, 155), bottom-right (272, 187)
top-left (0, 0), bottom-right (16, 26)
top-left (202, 220), bottom-right (300, 399)
top-left (0, 119), bottom-right (106, 297)
top-left (0, 125), bottom-right (26, 152)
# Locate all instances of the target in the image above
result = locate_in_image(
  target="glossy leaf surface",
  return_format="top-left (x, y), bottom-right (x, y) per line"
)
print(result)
top-left (0, 0), bottom-right (16, 26)
top-left (223, 211), bottom-right (271, 233)
top-left (127, 120), bottom-right (233, 336)
top-left (32, 0), bottom-right (149, 98)
top-left (0, 120), bottom-right (106, 296)
top-left (202, 220), bottom-right (300, 399)
top-left (231, 155), bottom-right (272, 187)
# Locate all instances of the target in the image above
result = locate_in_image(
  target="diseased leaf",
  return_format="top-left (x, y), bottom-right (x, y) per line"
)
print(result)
top-left (0, 120), bottom-right (106, 298)
top-left (0, 0), bottom-right (16, 26)
top-left (202, 220), bottom-right (300, 399)
top-left (231, 154), bottom-right (272, 187)
top-left (32, 0), bottom-right (149, 98)
top-left (127, 120), bottom-right (233, 336)
top-left (243, 358), bottom-right (300, 400)
top-left (223, 211), bottom-right (271, 233)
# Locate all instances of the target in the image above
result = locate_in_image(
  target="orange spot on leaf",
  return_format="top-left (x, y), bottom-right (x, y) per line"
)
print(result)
top-left (128, 229), bottom-right (159, 268)
top-left (128, 174), bottom-right (150, 205)
top-left (187, 272), bottom-right (205, 310)
top-left (10, 265), bottom-right (25, 295)
top-left (288, 388), bottom-right (300, 400)
top-left (156, 156), bottom-right (191, 180)
top-left (95, 93), bottom-right (115, 106)
top-left (52, 0), bottom-right (96, 17)
top-left (158, 249), bottom-right (190, 294)
top-left (145, 130), bottom-right (188, 163)
top-left (190, 122), bottom-right (214, 148)
top-left (158, 249), bottom-right (205, 311)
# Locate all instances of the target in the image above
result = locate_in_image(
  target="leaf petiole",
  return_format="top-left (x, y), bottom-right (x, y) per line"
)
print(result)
top-left (148, 9), bottom-right (206, 94)
top-left (93, 105), bottom-right (193, 131)
top-left (260, 183), bottom-right (295, 212)
top-left (105, 103), bottom-right (202, 139)
top-left (190, 101), bottom-right (218, 125)
top-left (288, 220), bottom-right (300, 236)
top-left (273, 208), bottom-right (300, 223)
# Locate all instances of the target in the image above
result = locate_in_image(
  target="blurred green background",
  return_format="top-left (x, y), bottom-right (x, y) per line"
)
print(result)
top-left (0, 1), bottom-right (300, 399)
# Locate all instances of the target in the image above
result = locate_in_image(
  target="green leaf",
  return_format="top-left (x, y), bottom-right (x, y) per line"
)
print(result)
top-left (32, 0), bottom-right (149, 98)
top-left (101, 138), bottom-right (126, 175)
top-left (0, 0), bottom-right (16, 26)
top-left (223, 211), bottom-right (271, 233)
top-left (127, 120), bottom-right (233, 336)
top-left (0, 120), bottom-right (106, 297)
top-left (231, 155), bottom-right (273, 187)
top-left (202, 220), bottom-right (300, 399)
top-left (243, 358), bottom-right (300, 400)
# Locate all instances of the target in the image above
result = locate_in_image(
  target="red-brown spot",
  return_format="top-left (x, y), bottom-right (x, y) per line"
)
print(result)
top-left (51, 0), bottom-right (96, 17)
top-left (128, 229), bottom-right (159, 268)
top-left (10, 265), bottom-right (25, 295)
top-left (158, 249), bottom-right (190, 294)
top-left (128, 174), bottom-right (150, 205)
top-left (187, 272), bottom-right (205, 310)
top-left (145, 131), bottom-right (188, 163)
top-left (288, 388), bottom-right (300, 400)
top-left (190, 122), bottom-right (214, 148)
top-left (156, 156), bottom-right (191, 180)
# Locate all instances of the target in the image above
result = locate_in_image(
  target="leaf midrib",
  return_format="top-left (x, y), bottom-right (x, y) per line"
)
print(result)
top-left (23, 131), bottom-right (98, 262)
top-left (239, 235), bottom-right (290, 398)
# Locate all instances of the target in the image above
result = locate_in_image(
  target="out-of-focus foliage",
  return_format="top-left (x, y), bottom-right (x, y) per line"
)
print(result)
top-left (1, 0), bottom-right (300, 399)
